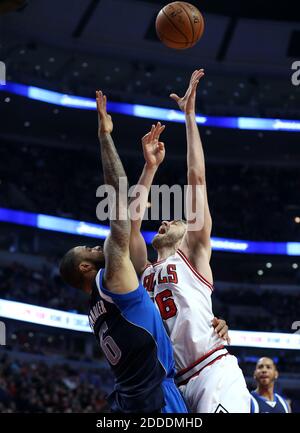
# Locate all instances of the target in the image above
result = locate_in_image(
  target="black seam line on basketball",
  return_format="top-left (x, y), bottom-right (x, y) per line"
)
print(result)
top-left (195, 13), bottom-right (204, 43)
top-left (162, 9), bottom-right (189, 44)
top-left (180, 3), bottom-right (194, 43)
top-left (158, 33), bottom-right (195, 46)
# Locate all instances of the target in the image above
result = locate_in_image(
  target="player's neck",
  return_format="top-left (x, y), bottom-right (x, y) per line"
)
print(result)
top-left (256, 384), bottom-right (275, 401)
top-left (82, 271), bottom-right (98, 294)
top-left (157, 246), bottom-right (176, 261)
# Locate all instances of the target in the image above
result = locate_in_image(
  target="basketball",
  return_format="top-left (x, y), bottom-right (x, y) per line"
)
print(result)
top-left (155, 2), bottom-right (205, 50)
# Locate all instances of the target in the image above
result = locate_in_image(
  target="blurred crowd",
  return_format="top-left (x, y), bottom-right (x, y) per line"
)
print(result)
top-left (0, 260), bottom-right (299, 333)
top-left (214, 288), bottom-right (300, 333)
top-left (0, 355), bottom-right (109, 413)
top-left (0, 262), bottom-right (88, 313)
top-left (5, 49), bottom-right (300, 119)
top-left (0, 141), bottom-right (299, 242)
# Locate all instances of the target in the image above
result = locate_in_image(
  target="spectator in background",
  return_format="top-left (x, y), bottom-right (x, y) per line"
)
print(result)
top-left (250, 357), bottom-right (291, 413)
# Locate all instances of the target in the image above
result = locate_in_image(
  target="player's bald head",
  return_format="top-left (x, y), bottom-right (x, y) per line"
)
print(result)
top-left (255, 357), bottom-right (277, 369)
top-left (59, 245), bottom-right (105, 290)
top-left (254, 357), bottom-right (278, 387)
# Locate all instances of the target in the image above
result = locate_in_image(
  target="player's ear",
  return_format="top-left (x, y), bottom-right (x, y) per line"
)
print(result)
top-left (79, 261), bottom-right (94, 274)
top-left (275, 370), bottom-right (279, 380)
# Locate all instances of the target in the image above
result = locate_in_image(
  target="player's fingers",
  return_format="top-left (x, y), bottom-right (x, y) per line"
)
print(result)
top-left (214, 320), bottom-right (226, 333)
top-left (190, 70), bottom-right (202, 85)
top-left (191, 70), bottom-right (198, 81)
top-left (158, 125), bottom-right (165, 136)
top-left (98, 90), bottom-right (104, 105)
top-left (170, 93), bottom-right (180, 102)
top-left (103, 94), bottom-right (107, 110)
top-left (218, 327), bottom-right (229, 339)
top-left (211, 317), bottom-right (218, 327)
top-left (142, 132), bottom-right (150, 142)
top-left (149, 124), bottom-right (156, 140)
top-left (214, 323), bottom-right (224, 334)
top-left (96, 90), bottom-right (101, 102)
top-left (193, 71), bottom-right (204, 83)
top-left (147, 126), bottom-right (155, 143)
top-left (96, 90), bottom-right (103, 114)
top-left (153, 121), bottom-right (162, 136)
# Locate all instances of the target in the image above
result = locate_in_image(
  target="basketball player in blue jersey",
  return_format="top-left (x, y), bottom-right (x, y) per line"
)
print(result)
top-left (250, 357), bottom-right (291, 413)
top-left (59, 91), bottom-right (187, 414)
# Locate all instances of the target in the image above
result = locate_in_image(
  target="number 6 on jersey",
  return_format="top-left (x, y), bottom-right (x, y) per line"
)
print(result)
top-left (155, 289), bottom-right (178, 320)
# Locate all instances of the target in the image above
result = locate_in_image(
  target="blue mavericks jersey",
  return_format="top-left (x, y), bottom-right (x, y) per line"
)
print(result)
top-left (251, 391), bottom-right (290, 413)
top-left (88, 269), bottom-right (187, 413)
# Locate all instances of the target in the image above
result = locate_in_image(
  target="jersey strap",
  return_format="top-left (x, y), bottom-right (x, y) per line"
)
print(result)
top-left (175, 345), bottom-right (228, 386)
top-left (177, 249), bottom-right (214, 291)
top-left (275, 394), bottom-right (290, 413)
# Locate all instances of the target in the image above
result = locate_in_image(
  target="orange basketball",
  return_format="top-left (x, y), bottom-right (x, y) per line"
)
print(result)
top-left (155, 2), bottom-right (205, 50)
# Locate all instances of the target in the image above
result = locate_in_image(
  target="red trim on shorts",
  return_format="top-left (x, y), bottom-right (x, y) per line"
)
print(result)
top-left (177, 249), bottom-right (214, 291)
top-left (176, 345), bottom-right (225, 378)
top-left (177, 353), bottom-right (228, 386)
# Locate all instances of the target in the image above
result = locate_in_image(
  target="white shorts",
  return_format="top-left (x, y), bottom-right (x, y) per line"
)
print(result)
top-left (179, 354), bottom-right (251, 413)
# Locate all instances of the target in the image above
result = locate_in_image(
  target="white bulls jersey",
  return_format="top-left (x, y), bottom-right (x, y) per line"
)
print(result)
top-left (141, 248), bottom-right (228, 387)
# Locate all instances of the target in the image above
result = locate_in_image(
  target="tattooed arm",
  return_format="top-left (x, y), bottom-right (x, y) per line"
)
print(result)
top-left (96, 90), bottom-right (138, 294)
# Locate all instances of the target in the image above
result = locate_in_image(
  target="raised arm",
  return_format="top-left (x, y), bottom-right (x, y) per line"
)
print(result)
top-left (170, 70), bottom-right (213, 282)
top-left (129, 122), bottom-right (165, 276)
top-left (96, 90), bottom-right (138, 294)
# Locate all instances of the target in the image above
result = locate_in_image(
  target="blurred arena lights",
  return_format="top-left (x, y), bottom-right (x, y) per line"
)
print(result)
top-left (1, 82), bottom-right (300, 132)
top-left (1, 299), bottom-right (300, 350)
top-left (1, 207), bottom-right (300, 256)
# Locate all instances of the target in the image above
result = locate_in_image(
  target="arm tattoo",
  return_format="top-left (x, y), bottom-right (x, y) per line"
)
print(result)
top-left (99, 132), bottom-right (130, 243)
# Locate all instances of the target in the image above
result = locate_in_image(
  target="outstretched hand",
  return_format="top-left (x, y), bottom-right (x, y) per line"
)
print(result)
top-left (96, 90), bottom-right (113, 135)
top-left (170, 69), bottom-right (205, 114)
top-left (142, 122), bottom-right (166, 169)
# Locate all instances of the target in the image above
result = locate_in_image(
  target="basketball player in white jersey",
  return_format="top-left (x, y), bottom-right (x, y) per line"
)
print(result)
top-left (129, 69), bottom-right (250, 413)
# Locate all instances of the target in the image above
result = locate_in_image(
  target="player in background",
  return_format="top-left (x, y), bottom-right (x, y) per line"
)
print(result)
top-left (59, 91), bottom-right (187, 414)
top-left (129, 69), bottom-right (250, 413)
top-left (250, 357), bottom-right (291, 413)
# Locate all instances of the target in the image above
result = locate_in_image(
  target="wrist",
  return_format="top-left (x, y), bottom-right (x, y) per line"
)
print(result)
top-left (144, 162), bottom-right (158, 172)
top-left (99, 130), bottom-right (112, 137)
top-left (185, 111), bottom-right (196, 118)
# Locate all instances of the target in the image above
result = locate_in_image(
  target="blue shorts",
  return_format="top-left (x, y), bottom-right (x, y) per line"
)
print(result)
top-left (162, 378), bottom-right (188, 413)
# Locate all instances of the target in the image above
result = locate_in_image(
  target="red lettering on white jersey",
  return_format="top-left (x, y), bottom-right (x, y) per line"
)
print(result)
top-left (142, 250), bottom-right (226, 376)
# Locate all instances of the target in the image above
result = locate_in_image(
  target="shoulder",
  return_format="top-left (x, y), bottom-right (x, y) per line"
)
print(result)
top-left (250, 393), bottom-right (260, 413)
top-left (275, 393), bottom-right (291, 413)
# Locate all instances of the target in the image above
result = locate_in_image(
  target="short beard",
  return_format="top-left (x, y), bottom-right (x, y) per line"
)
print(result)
top-left (152, 233), bottom-right (181, 251)
top-left (89, 255), bottom-right (105, 271)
